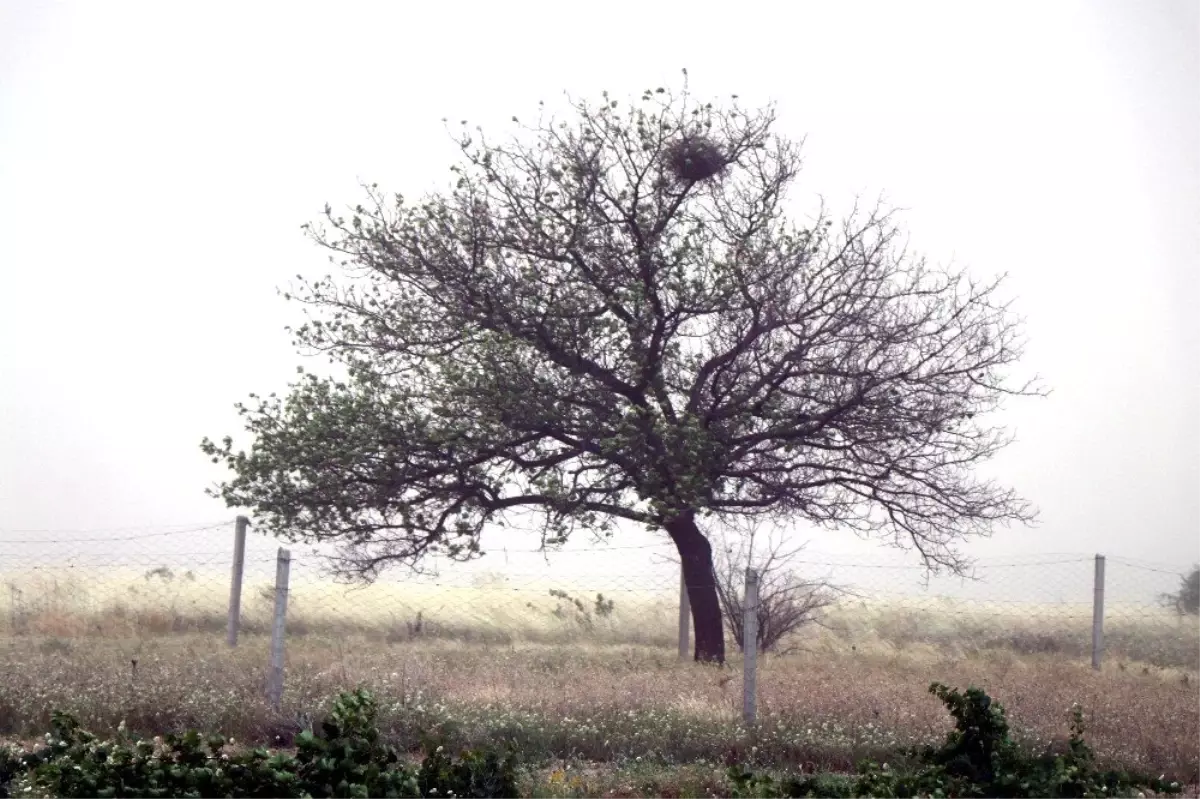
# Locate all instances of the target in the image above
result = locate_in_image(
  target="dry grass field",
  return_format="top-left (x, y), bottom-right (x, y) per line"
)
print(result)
top-left (1, 566), bottom-right (1197, 792)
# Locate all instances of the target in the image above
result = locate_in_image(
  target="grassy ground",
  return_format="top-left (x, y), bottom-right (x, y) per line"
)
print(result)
top-left (1, 567), bottom-right (1196, 792)
top-left (0, 634), bottom-right (1195, 785)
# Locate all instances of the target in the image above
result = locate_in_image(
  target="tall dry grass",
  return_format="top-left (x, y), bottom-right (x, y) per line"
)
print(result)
top-left (3, 567), bottom-right (1195, 667)
top-left (820, 599), bottom-right (1200, 669)
top-left (1, 566), bottom-right (678, 646)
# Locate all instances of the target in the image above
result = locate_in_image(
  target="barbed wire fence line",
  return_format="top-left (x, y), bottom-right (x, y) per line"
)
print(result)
top-left (1, 517), bottom-right (1197, 718)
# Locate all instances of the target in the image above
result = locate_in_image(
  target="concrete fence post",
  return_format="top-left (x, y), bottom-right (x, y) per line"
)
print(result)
top-left (743, 567), bottom-right (759, 727)
top-left (8, 584), bottom-right (22, 634)
top-left (1091, 554), bottom-right (1106, 671)
top-left (226, 516), bottom-right (249, 647)
top-left (266, 547), bottom-right (291, 709)
top-left (678, 564), bottom-right (691, 660)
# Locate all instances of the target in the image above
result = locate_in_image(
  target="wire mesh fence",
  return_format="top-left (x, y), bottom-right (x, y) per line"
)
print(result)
top-left (1, 518), bottom-right (1195, 672)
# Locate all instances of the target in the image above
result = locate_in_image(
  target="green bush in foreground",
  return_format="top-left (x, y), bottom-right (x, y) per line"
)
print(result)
top-left (728, 682), bottom-right (1184, 798)
top-left (0, 688), bottom-right (516, 798)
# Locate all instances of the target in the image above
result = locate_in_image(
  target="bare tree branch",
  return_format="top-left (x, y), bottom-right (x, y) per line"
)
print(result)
top-left (710, 518), bottom-right (854, 654)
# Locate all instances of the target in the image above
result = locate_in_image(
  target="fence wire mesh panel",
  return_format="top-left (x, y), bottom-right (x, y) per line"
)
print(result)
top-left (1, 521), bottom-right (1195, 672)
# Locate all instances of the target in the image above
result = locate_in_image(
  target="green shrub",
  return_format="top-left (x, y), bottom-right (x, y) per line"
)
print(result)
top-left (289, 687), bottom-right (420, 797)
top-left (1, 688), bottom-right (515, 798)
top-left (418, 746), bottom-right (518, 798)
top-left (11, 712), bottom-right (288, 797)
top-left (0, 745), bottom-right (22, 799)
top-left (728, 682), bottom-right (1185, 798)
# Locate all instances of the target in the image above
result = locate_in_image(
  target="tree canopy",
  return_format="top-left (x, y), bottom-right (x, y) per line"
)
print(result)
top-left (202, 76), bottom-right (1041, 662)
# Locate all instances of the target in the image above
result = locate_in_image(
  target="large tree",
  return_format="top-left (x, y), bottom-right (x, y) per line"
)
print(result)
top-left (202, 77), bottom-right (1040, 664)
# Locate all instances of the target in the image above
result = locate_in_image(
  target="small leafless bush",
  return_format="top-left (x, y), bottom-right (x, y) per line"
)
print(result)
top-left (711, 521), bottom-right (847, 654)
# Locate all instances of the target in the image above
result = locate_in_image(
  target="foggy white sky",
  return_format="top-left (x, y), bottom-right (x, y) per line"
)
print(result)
top-left (1, 0), bottom-right (1197, 584)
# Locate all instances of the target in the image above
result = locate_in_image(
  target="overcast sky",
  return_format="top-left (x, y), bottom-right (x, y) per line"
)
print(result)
top-left (1, 0), bottom-right (1197, 590)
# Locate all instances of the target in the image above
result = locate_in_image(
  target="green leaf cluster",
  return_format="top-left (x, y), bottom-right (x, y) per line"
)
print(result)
top-left (726, 683), bottom-right (1183, 798)
top-left (1, 689), bottom-right (516, 798)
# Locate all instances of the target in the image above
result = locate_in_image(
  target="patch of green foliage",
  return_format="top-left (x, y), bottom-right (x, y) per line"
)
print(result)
top-left (0, 745), bottom-right (23, 799)
top-left (727, 682), bottom-right (1184, 798)
top-left (0, 688), bottom-right (516, 798)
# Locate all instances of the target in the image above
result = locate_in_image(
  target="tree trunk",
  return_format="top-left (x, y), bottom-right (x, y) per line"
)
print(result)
top-left (665, 509), bottom-right (726, 665)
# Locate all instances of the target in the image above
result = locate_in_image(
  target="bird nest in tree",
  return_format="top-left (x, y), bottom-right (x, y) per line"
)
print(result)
top-left (664, 135), bottom-right (727, 182)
